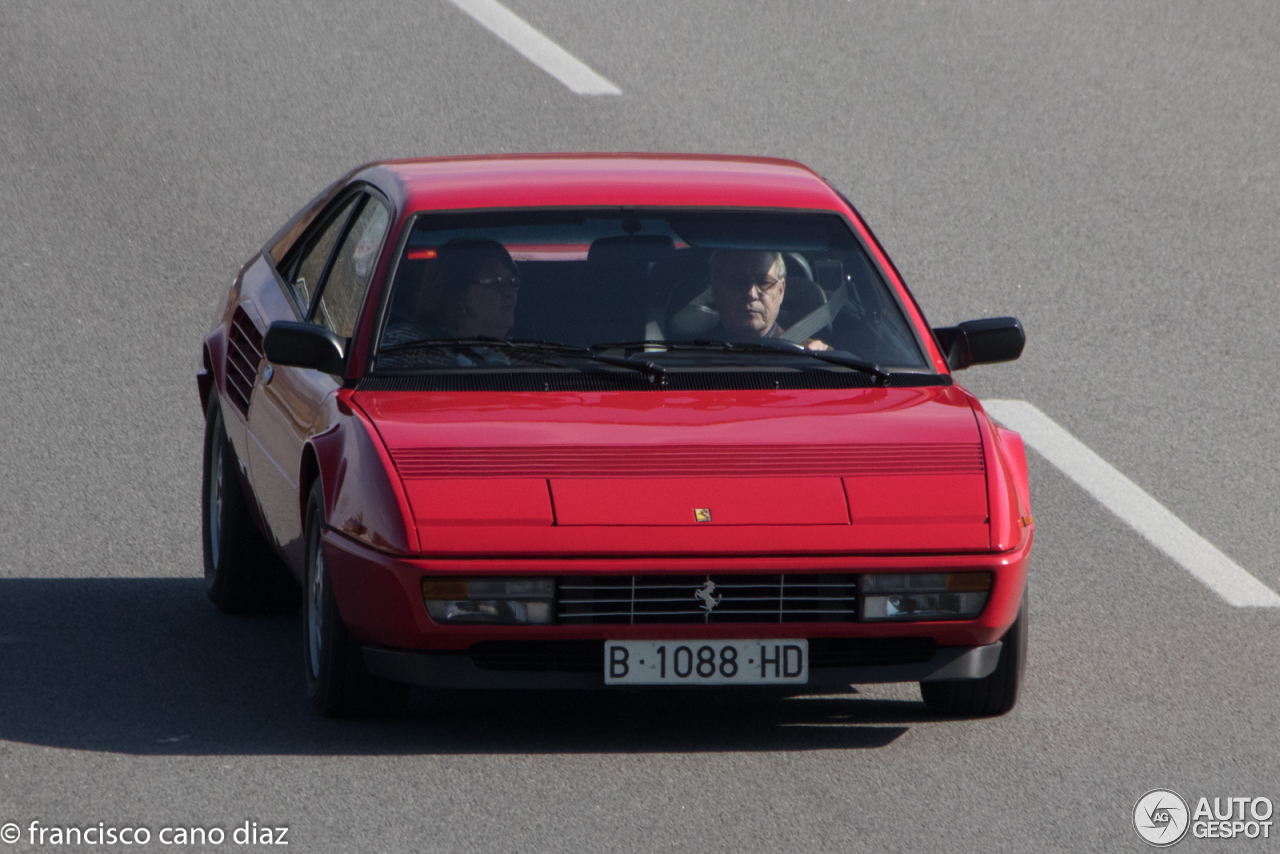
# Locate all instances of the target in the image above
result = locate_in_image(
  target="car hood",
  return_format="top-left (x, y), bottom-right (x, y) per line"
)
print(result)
top-left (354, 384), bottom-right (991, 555)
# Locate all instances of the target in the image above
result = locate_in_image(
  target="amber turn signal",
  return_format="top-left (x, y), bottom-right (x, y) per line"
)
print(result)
top-left (421, 579), bottom-right (470, 600)
top-left (946, 572), bottom-right (993, 592)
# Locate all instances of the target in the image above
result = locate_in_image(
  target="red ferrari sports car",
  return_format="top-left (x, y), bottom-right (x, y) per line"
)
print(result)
top-left (198, 154), bottom-right (1031, 717)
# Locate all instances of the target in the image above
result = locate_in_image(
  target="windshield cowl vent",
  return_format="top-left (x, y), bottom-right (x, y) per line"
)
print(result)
top-left (225, 307), bottom-right (264, 417)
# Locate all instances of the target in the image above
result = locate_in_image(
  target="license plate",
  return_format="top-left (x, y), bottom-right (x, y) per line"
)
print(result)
top-left (604, 640), bottom-right (808, 686)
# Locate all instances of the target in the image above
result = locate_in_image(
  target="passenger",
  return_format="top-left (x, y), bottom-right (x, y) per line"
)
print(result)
top-left (383, 238), bottom-right (519, 344)
top-left (705, 250), bottom-right (828, 350)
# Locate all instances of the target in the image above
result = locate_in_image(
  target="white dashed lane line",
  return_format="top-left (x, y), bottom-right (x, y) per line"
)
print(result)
top-left (984, 399), bottom-right (1280, 608)
top-left (446, 0), bottom-right (622, 95)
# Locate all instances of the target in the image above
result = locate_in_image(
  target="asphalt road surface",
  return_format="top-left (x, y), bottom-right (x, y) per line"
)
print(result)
top-left (3, 1), bottom-right (1279, 851)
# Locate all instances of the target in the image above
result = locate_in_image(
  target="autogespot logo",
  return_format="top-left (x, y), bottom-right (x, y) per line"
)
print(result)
top-left (1134, 789), bottom-right (1191, 847)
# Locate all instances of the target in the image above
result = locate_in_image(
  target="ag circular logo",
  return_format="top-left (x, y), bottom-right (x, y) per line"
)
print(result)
top-left (1134, 789), bottom-right (1190, 846)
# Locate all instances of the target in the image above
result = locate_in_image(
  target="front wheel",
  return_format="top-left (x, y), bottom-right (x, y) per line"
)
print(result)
top-left (201, 396), bottom-right (300, 614)
top-left (920, 590), bottom-right (1027, 717)
top-left (302, 479), bottom-right (408, 717)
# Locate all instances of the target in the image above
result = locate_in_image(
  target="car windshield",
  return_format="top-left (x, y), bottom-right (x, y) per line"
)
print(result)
top-left (372, 210), bottom-right (932, 380)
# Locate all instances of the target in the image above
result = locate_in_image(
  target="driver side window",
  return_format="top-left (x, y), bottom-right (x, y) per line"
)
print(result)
top-left (287, 195), bottom-right (359, 311)
top-left (312, 197), bottom-right (390, 338)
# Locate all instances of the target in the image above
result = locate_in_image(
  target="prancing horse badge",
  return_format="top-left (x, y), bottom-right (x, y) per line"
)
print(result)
top-left (694, 508), bottom-right (712, 523)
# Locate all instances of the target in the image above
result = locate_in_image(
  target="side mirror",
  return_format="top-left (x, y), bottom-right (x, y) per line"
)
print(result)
top-left (933, 317), bottom-right (1024, 371)
top-left (263, 321), bottom-right (347, 376)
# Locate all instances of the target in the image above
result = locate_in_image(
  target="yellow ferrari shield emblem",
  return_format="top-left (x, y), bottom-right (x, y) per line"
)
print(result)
top-left (694, 508), bottom-right (712, 523)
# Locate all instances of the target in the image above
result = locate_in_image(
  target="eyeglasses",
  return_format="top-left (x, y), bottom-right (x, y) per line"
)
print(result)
top-left (473, 274), bottom-right (521, 292)
top-left (718, 276), bottom-right (783, 294)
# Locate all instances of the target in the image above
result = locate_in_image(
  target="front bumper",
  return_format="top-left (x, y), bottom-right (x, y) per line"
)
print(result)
top-left (363, 641), bottom-right (1003, 690)
top-left (323, 528), bottom-right (1031, 654)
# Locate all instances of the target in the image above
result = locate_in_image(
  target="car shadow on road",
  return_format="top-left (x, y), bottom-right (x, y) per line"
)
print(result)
top-left (0, 578), bottom-right (954, 756)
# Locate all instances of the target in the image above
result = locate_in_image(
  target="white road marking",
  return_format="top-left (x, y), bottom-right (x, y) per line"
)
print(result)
top-left (446, 0), bottom-right (622, 95)
top-left (983, 399), bottom-right (1280, 608)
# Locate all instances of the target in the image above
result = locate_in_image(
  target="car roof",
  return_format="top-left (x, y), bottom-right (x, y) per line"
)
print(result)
top-left (353, 153), bottom-right (851, 214)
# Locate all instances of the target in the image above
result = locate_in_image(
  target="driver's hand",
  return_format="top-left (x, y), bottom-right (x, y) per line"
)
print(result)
top-left (803, 338), bottom-right (831, 351)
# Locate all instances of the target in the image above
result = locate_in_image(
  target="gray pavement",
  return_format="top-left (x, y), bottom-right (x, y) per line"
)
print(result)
top-left (2, 1), bottom-right (1278, 850)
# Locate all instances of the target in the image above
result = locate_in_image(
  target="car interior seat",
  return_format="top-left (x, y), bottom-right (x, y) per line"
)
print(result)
top-left (382, 256), bottom-right (431, 330)
top-left (653, 249), bottom-right (714, 338)
top-left (776, 274), bottom-right (829, 337)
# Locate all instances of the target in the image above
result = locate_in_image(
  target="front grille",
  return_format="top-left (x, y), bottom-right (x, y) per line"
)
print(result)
top-left (465, 638), bottom-right (936, 672)
top-left (558, 574), bottom-right (858, 625)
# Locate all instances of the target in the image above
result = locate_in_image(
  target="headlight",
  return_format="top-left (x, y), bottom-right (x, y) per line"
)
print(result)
top-left (421, 578), bottom-right (554, 625)
top-left (860, 572), bottom-right (991, 621)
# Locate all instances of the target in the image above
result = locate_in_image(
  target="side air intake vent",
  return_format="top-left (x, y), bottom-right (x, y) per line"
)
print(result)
top-left (225, 307), bottom-right (264, 416)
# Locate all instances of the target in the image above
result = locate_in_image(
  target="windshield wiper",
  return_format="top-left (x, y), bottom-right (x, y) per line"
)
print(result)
top-left (504, 340), bottom-right (667, 385)
top-left (378, 336), bottom-right (558, 354)
top-left (591, 339), bottom-right (890, 382)
top-left (585, 353), bottom-right (667, 386)
top-left (377, 337), bottom-right (667, 384)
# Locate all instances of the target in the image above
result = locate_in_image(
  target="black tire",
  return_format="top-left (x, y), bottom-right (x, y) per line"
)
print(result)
top-left (302, 479), bottom-right (409, 717)
top-left (920, 590), bottom-right (1027, 717)
top-left (201, 396), bottom-right (301, 615)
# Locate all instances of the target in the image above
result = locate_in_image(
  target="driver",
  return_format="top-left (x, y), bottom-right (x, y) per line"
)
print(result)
top-left (705, 250), bottom-right (828, 349)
